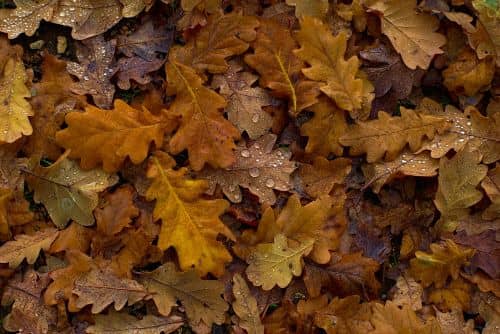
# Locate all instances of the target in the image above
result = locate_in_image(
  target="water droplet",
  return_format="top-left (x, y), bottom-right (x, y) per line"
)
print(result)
top-left (251, 113), bottom-right (259, 123)
top-left (241, 149), bottom-right (250, 158)
top-left (466, 121), bottom-right (472, 126)
top-left (249, 168), bottom-right (260, 177)
top-left (265, 178), bottom-right (275, 188)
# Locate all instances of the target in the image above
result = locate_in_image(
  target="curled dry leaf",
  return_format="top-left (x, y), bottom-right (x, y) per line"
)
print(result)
top-left (146, 158), bottom-right (234, 277)
top-left (212, 61), bottom-right (273, 139)
top-left (55, 100), bottom-right (172, 173)
top-left (232, 273), bottom-right (264, 334)
top-left (32, 156), bottom-right (118, 228)
top-left (294, 16), bottom-right (374, 118)
top-left (66, 36), bottom-right (117, 109)
top-left (138, 262), bottom-right (228, 327)
top-left (200, 133), bottom-right (296, 205)
top-left (87, 310), bottom-right (184, 334)
top-left (340, 108), bottom-right (450, 163)
top-left (246, 233), bottom-right (313, 290)
top-left (0, 228), bottom-right (58, 268)
top-left (368, 0), bottom-right (446, 70)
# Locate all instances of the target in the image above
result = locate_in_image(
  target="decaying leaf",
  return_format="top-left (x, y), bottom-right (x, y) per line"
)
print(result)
top-left (246, 233), bottom-right (314, 290)
top-left (87, 310), bottom-right (184, 334)
top-left (340, 108), bottom-right (449, 162)
top-left (32, 156), bottom-right (118, 228)
top-left (434, 147), bottom-right (488, 231)
top-left (200, 134), bottom-right (296, 205)
top-left (0, 228), bottom-right (58, 268)
top-left (138, 262), bottom-right (228, 326)
top-left (473, 0), bottom-right (500, 66)
top-left (369, 0), bottom-right (446, 70)
top-left (212, 62), bottom-right (273, 139)
top-left (55, 100), bottom-right (171, 172)
top-left (294, 16), bottom-right (374, 118)
top-left (72, 268), bottom-right (148, 313)
top-left (232, 273), bottom-right (264, 334)
top-left (146, 158), bottom-right (234, 276)
top-left (166, 62), bottom-right (240, 170)
top-left (410, 239), bottom-right (475, 288)
top-left (66, 36), bottom-right (117, 108)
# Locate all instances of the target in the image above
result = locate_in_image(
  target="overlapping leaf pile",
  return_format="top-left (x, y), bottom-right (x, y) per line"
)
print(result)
top-left (0, 0), bottom-right (498, 333)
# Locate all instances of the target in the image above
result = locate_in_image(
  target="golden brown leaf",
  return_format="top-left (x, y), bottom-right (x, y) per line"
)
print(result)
top-left (298, 157), bottom-right (351, 198)
top-left (434, 148), bottom-right (488, 231)
top-left (429, 277), bottom-right (472, 312)
top-left (138, 262), bottom-right (228, 326)
top-left (0, 228), bottom-right (58, 269)
top-left (339, 108), bottom-right (449, 162)
top-left (55, 100), bottom-right (170, 172)
top-left (473, 0), bottom-right (500, 66)
top-left (166, 62), bottom-right (240, 170)
top-left (301, 97), bottom-right (348, 157)
top-left (410, 239), bottom-right (475, 288)
top-left (246, 233), bottom-right (313, 290)
top-left (232, 273), bottom-right (264, 334)
top-left (170, 12), bottom-right (258, 73)
top-left (244, 18), bottom-right (318, 113)
top-left (94, 186), bottom-right (139, 236)
top-left (285, 0), bottom-right (328, 19)
top-left (482, 164), bottom-right (500, 220)
top-left (369, 0), bottom-right (446, 70)
top-left (200, 134), bottom-right (296, 205)
top-left (146, 158), bottom-right (234, 277)
top-left (294, 17), bottom-right (374, 118)
top-left (50, 222), bottom-right (93, 254)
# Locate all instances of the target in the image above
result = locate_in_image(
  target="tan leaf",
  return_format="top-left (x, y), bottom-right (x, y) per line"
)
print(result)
top-left (138, 262), bottom-right (228, 326)
top-left (298, 157), bottom-right (351, 198)
top-left (232, 273), bottom-right (264, 334)
top-left (200, 134), bottom-right (296, 205)
top-left (473, 1), bottom-right (500, 66)
top-left (340, 108), bottom-right (449, 162)
top-left (294, 17), bottom-right (373, 118)
top-left (362, 150), bottom-right (439, 193)
top-left (409, 239), bottom-right (475, 288)
top-left (434, 148), bottom-right (488, 231)
top-left (87, 310), bottom-right (184, 334)
top-left (72, 268), bottom-right (148, 313)
top-left (32, 156), bottom-right (118, 228)
top-left (435, 309), bottom-right (478, 334)
top-left (246, 233), bottom-right (314, 290)
top-left (0, 228), bottom-right (58, 268)
top-left (212, 62), bottom-right (273, 139)
top-left (369, 0), bottom-right (446, 70)
top-left (285, 0), bottom-right (329, 19)
top-left (390, 275), bottom-right (423, 311)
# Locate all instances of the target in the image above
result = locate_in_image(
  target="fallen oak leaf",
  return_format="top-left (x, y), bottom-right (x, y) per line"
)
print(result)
top-left (137, 262), bottom-right (228, 327)
top-left (246, 233), bottom-right (314, 290)
top-left (31, 155), bottom-right (118, 228)
top-left (298, 156), bottom-right (351, 198)
top-left (481, 164), bottom-right (500, 220)
top-left (199, 134), bottom-right (296, 205)
top-left (55, 100), bottom-right (172, 173)
top-left (232, 273), bottom-right (264, 334)
top-left (285, 0), bottom-right (329, 19)
top-left (116, 56), bottom-right (166, 90)
top-left (0, 228), bottom-right (58, 268)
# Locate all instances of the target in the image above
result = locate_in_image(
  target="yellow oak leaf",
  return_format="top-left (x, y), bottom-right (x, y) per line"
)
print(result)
top-left (409, 239), bottom-right (475, 288)
top-left (429, 278), bottom-right (472, 312)
top-left (301, 97), bottom-right (348, 157)
top-left (166, 62), bottom-right (240, 171)
top-left (294, 17), bottom-right (373, 118)
top-left (55, 100), bottom-right (171, 173)
top-left (245, 19), bottom-right (319, 114)
top-left (232, 273), bottom-right (264, 334)
top-left (137, 262), bottom-right (228, 327)
top-left (87, 310), bottom-right (183, 334)
top-left (0, 54), bottom-right (33, 143)
top-left (434, 148), bottom-right (488, 231)
top-left (285, 0), bottom-right (329, 19)
top-left (146, 158), bottom-right (234, 277)
top-left (339, 108), bottom-right (449, 163)
top-left (32, 155), bottom-right (118, 228)
top-left (369, 0), bottom-right (446, 70)
top-left (246, 233), bottom-right (313, 290)
top-left (169, 12), bottom-right (258, 73)
top-left (0, 228), bottom-right (58, 268)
